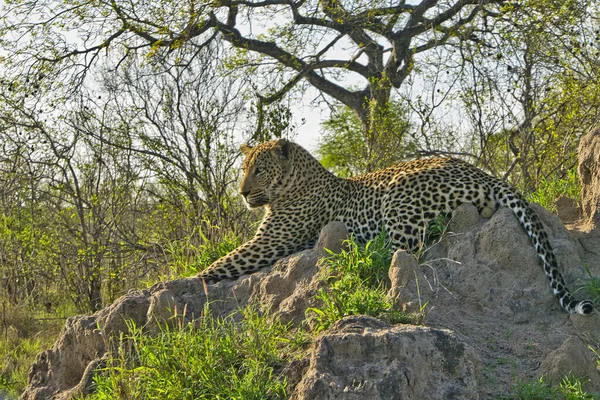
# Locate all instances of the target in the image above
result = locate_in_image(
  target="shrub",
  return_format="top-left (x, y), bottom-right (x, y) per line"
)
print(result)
top-left (527, 169), bottom-right (581, 213)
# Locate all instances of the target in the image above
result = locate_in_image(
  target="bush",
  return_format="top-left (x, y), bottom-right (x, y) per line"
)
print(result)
top-left (527, 169), bottom-right (581, 213)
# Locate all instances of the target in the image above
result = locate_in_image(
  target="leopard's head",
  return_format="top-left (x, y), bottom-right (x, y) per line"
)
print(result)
top-left (238, 139), bottom-right (293, 209)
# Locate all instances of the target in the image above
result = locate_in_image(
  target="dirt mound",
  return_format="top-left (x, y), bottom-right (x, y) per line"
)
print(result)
top-left (292, 316), bottom-right (479, 400)
top-left (579, 125), bottom-right (600, 231)
top-left (393, 203), bottom-right (600, 396)
top-left (21, 208), bottom-right (600, 399)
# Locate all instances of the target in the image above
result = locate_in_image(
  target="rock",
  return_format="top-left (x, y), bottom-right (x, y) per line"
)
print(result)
top-left (23, 315), bottom-right (105, 400)
top-left (555, 196), bottom-right (580, 223)
top-left (291, 316), bottom-right (480, 400)
top-left (578, 126), bottom-right (600, 231)
top-left (540, 336), bottom-right (600, 391)
top-left (97, 290), bottom-right (150, 340)
top-left (418, 202), bottom-right (600, 396)
top-left (387, 250), bottom-right (429, 313)
top-left (449, 203), bottom-right (484, 234)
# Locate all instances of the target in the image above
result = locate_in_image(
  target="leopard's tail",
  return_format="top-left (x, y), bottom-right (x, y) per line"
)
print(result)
top-left (494, 187), bottom-right (593, 315)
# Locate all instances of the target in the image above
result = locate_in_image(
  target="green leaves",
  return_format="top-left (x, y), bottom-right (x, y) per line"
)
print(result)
top-left (318, 101), bottom-right (414, 176)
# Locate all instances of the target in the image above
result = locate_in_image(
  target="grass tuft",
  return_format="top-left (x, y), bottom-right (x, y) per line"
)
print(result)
top-left (306, 232), bottom-right (420, 333)
top-left (88, 305), bottom-right (297, 400)
top-left (580, 266), bottom-right (600, 308)
top-left (504, 375), bottom-right (599, 399)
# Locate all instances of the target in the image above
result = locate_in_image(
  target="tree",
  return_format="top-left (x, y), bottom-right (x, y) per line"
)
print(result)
top-left (1, 0), bottom-right (506, 141)
top-left (0, 26), bottom-right (259, 312)
top-left (70, 55), bottom-right (253, 240)
top-left (457, 0), bottom-right (600, 189)
top-left (318, 101), bottom-right (413, 175)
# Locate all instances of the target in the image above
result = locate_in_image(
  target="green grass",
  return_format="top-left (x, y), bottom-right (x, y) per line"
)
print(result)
top-left (504, 375), bottom-right (600, 399)
top-left (0, 333), bottom-right (57, 398)
top-left (0, 303), bottom-right (64, 397)
top-left (580, 266), bottom-right (600, 308)
top-left (425, 213), bottom-right (452, 243)
top-left (151, 231), bottom-right (241, 283)
top-left (88, 305), bottom-right (302, 400)
top-left (527, 169), bottom-right (581, 213)
top-left (306, 232), bottom-right (421, 333)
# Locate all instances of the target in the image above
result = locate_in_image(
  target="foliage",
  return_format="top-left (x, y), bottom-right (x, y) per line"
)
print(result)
top-left (425, 214), bottom-right (452, 246)
top-left (504, 375), bottom-right (599, 399)
top-left (318, 102), bottom-right (414, 175)
top-left (307, 232), bottom-right (420, 333)
top-left (0, 50), bottom-right (255, 313)
top-left (0, 301), bottom-right (65, 397)
top-left (162, 230), bottom-right (242, 279)
top-left (0, 0), bottom-right (510, 136)
top-left (460, 0), bottom-right (600, 190)
top-left (527, 169), bottom-right (582, 213)
top-left (88, 306), bottom-right (298, 400)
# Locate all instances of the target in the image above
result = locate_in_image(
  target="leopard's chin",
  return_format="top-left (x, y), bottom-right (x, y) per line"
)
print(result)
top-left (245, 196), bottom-right (269, 209)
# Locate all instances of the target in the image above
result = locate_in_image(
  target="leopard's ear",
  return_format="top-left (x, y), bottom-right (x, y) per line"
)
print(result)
top-left (273, 138), bottom-right (290, 159)
top-left (239, 143), bottom-right (253, 156)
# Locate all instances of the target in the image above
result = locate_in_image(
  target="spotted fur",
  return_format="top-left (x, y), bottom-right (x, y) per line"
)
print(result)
top-left (199, 139), bottom-right (593, 315)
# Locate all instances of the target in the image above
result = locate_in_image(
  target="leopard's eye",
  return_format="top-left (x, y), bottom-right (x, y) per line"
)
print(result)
top-left (254, 167), bottom-right (262, 175)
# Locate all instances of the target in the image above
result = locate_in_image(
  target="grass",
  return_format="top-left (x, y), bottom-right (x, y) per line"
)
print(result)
top-left (88, 305), bottom-right (304, 400)
top-left (306, 231), bottom-right (421, 333)
top-left (0, 302), bottom-right (65, 397)
top-left (527, 168), bottom-right (581, 213)
top-left (414, 212), bottom-right (452, 261)
top-left (580, 266), bottom-right (600, 307)
top-left (504, 375), bottom-right (600, 399)
top-left (146, 231), bottom-right (241, 284)
top-left (0, 333), bottom-right (57, 398)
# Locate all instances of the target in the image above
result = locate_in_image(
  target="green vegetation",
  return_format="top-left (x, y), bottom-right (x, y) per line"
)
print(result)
top-left (162, 231), bottom-right (242, 280)
top-left (307, 232), bottom-right (421, 333)
top-left (0, 333), bottom-right (55, 397)
top-left (89, 306), bottom-right (303, 400)
top-left (581, 266), bottom-right (600, 307)
top-left (504, 375), bottom-right (600, 400)
top-left (0, 303), bottom-right (66, 396)
top-left (527, 169), bottom-right (582, 213)
top-left (317, 102), bottom-right (414, 175)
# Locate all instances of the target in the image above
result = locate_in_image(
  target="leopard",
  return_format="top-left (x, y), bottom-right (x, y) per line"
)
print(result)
top-left (198, 138), bottom-right (594, 315)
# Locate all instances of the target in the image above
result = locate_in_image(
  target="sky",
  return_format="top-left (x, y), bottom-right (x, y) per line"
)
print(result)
top-left (289, 97), bottom-right (328, 153)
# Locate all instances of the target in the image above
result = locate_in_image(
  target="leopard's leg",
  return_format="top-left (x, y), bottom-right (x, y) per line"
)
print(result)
top-left (383, 196), bottom-right (443, 252)
top-left (198, 213), bottom-right (320, 283)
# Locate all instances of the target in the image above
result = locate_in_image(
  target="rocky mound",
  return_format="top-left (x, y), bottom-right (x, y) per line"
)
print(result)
top-left (579, 125), bottom-right (600, 232)
top-left (20, 199), bottom-right (600, 399)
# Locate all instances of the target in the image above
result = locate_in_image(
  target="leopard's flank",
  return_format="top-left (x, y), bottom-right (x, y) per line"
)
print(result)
top-left (198, 139), bottom-right (594, 315)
